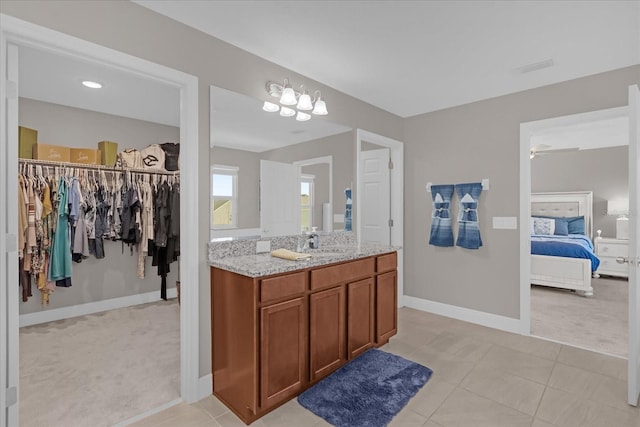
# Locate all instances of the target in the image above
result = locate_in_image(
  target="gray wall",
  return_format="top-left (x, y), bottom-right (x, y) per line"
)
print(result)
top-left (2, 0), bottom-right (403, 377)
top-left (531, 146), bottom-right (629, 238)
top-left (19, 99), bottom-right (179, 315)
top-left (404, 65), bottom-right (639, 319)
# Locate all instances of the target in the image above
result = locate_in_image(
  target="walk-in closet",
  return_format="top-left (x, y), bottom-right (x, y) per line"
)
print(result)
top-left (16, 44), bottom-right (182, 427)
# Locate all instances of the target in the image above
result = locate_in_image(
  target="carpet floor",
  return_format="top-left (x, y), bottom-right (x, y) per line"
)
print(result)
top-left (531, 276), bottom-right (628, 357)
top-left (19, 299), bottom-right (180, 427)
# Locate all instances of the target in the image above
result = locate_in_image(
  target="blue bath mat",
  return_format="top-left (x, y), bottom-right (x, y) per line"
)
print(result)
top-left (298, 348), bottom-right (433, 427)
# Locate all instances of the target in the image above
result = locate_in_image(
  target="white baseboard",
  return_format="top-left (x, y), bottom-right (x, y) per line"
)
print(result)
top-left (403, 295), bottom-right (525, 335)
top-left (198, 374), bottom-right (213, 400)
top-left (19, 288), bottom-right (178, 327)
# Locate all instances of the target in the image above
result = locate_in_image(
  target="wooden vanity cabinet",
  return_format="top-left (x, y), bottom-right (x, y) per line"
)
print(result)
top-left (211, 252), bottom-right (397, 425)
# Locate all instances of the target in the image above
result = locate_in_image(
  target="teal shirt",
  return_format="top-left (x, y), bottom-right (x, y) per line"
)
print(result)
top-left (48, 177), bottom-right (72, 281)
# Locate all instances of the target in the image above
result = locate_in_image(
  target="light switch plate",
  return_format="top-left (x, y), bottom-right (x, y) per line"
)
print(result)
top-left (256, 240), bottom-right (271, 253)
top-left (493, 217), bottom-right (518, 229)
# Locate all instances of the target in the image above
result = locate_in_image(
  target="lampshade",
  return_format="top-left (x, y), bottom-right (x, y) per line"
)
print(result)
top-left (296, 111), bottom-right (311, 121)
top-left (312, 97), bottom-right (328, 115)
top-left (262, 101), bottom-right (280, 112)
top-left (279, 107), bottom-right (295, 117)
top-left (607, 199), bottom-right (629, 216)
top-left (279, 81), bottom-right (297, 105)
top-left (297, 90), bottom-right (313, 111)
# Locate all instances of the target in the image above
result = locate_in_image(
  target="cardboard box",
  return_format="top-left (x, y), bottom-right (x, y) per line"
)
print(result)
top-left (70, 148), bottom-right (100, 165)
top-left (98, 141), bottom-right (118, 166)
top-left (18, 126), bottom-right (38, 159)
top-left (32, 143), bottom-right (70, 162)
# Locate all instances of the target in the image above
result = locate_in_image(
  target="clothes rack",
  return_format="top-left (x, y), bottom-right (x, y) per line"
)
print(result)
top-left (18, 158), bottom-right (180, 177)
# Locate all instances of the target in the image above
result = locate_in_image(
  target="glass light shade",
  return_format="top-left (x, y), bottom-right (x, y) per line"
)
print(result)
top-left (296, 111), bottom-right (311, 121)
top-left (297, 92), bottom-right (313, 110)
top-left (280, 86), bottom-right (297, 105)
top-left (279, 107), bottom-right (295, 117)
top-left (312, 98), bottom-right (328, 115)
top-left (262, 101), bottom-right (280, 112)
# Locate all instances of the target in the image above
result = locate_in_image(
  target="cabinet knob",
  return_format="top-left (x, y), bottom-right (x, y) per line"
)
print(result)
top-left (616, 257), bottom-right (628, 264)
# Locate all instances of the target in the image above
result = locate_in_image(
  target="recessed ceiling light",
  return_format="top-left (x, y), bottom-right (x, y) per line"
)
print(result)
top-left (82, 80), bottom-right (102, 89)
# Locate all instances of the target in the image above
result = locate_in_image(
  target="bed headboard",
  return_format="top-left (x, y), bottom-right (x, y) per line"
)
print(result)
top-left (530, 191), bottom-right (593, 239)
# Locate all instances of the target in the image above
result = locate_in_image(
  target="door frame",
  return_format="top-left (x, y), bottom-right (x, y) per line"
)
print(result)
top-left (355, 129), bottom-right (404, 307)
top-left (0, 15), bottom-right (201, 426)
top-left (519, 105), bottom-right (628, 333)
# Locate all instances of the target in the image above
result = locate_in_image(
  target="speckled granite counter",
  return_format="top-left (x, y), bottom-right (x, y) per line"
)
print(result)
top-left (209, 242), bottom-right (397, 278)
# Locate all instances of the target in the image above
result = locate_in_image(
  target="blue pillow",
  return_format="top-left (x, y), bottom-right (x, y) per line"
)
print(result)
top-left (554, 218), bottom-right (569, 236)
top-left (531, 215), bottom-right (571, 236)
top-left (566, 216), bottom-right (585, 235)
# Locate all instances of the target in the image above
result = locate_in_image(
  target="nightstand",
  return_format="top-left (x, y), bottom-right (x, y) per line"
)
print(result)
top-left (594, 237), bottom-right (629, 278)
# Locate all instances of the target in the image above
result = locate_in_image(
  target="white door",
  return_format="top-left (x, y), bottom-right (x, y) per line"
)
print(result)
top-left (260, 160), bottom-right (301, 238)
top-left (628, 84), bottom-right (640, 406)
top-left (360, 148), bottom-right (391, 245)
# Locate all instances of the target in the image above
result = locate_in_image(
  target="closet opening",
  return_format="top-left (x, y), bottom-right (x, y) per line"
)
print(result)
top-left (1, 16), bottom-right (200, 427)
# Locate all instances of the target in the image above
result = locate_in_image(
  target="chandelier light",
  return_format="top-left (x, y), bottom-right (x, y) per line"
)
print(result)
top-left (264, 79), bottom-right (329, 120)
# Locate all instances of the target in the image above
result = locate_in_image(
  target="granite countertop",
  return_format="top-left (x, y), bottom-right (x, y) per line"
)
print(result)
top-left (210, 243), bottom-right (398, 278)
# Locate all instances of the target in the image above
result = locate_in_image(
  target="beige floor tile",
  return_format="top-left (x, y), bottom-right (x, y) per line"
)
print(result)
top-left (476, 344), bottom-right (555, 384)
top-left (395, 320), bottom-right (442, 346)
top-left (422, 421), bottom-right (445, 427)
top-left (530, 418), bottom-right (555, 427)
top-left (491, 332), bottom-right (562, 361)
top-left (421, 331), bottom-right (492, 362)
top-left (195, 395), bottom-right (230, 419)
top-left (547, 362), bottom-right (601, 397)
top-left (409, 348), bottom-right (476, 385)
top-left (589, 374), bottom-right (640, 415)
top-left (129, 402), bottom-right (216, 427)
top-left (429, 388), bottom-right (532, 427)
top-left (260, 399), bottom-right (324, 427)
top-left (215, 411), bottom-right (268, 427)
top-left (387, 408), bottom-right (428, 426)
top-left (557, 345), bottom-right (626, 380)
top-left (405, 377), bottom-right (456, 419)
top-left (381, 336), bottom-right (422, 359)
top-left (460, 365), bottom-right (545, 415)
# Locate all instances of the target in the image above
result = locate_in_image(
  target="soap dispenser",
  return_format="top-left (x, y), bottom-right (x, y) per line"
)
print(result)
top-left (309, 227), bottom-right (319, 249)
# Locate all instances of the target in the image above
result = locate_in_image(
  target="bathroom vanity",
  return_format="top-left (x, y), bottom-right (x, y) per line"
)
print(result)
top-left (210, 245), bottom-right (397, 424)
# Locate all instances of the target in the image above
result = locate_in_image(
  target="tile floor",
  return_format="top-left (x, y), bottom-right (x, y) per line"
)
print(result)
top-left (130, 307), bottom-right (639, 427)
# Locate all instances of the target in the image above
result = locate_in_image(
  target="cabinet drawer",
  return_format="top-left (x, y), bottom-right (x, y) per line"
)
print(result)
top-left (597, 243), bottom-right (628, 258)
top-left (598, 257), bottom-right (628, 274)
top-left (260, 272), bottom-right (306, 303)
top-left (377, 252), bottom-right (397, 273)
top-left (310, 258), bottom-right (375, 290)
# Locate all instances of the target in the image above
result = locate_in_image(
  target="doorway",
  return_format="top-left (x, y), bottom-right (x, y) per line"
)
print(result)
top-left (355, 129), bottom-right (404, 307)
top-left (0, 16), bottom-right (200, 427)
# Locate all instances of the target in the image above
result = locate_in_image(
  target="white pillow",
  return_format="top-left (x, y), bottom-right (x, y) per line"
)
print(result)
top-left (533, 217), bottom-right (555, 235)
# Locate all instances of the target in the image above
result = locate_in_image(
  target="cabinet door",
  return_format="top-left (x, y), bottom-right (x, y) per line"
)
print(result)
top-left (347, 277), bottom-right (374, 359)
top-left (260, 297), bottom-right (306, 409)
top-left (309, 286), bottom-right (346, 382)
top-left (376, 270), bottom-right (397, 344)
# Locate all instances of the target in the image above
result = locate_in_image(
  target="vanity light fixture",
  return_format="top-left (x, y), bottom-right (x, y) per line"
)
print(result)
top-left (82, 80), bottom-right (102, 89)
top-left (262, 101), bottom-right (280, 112)
top-left (264, 78), bottom-right (329, 121)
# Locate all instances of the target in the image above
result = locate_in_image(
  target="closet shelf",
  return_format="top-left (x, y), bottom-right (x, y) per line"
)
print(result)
top-left (18, 158), bottom-right (180, 176)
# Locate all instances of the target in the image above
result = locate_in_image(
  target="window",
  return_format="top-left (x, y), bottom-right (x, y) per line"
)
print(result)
top-left (211, 165), bottom-right (238, 228)
top-left (300, 174), bottom-right (314, 232)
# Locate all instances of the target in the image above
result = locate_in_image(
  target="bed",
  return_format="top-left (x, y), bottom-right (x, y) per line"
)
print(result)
top-left (530, 191), bottom-right (599, 297)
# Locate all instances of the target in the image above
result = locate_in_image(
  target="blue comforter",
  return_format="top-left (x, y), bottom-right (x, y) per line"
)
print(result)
top-left (531, 234), bottom-right (600, 271)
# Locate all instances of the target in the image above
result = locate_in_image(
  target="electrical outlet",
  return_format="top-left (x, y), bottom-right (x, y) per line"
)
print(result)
top-left (256, 240), bottom-right (271, 253)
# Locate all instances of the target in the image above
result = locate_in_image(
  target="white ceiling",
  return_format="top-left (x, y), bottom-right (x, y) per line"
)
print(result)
top-left (531, 116), bottom-right (629, 151)
top-left (134, 0), bottom-right (640, 118)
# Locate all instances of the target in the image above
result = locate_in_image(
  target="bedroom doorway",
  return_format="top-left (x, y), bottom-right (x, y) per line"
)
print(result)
top-left (519, 90), bottom-right (640, 406)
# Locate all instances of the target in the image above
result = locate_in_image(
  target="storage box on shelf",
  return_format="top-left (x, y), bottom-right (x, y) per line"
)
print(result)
top-left (32, 143), bottom-right (70, 162)
top-left (70, 148), bottom-right (101, 165)
top-left (98, 141), bottom-right (118, 166)
top-left (18, 126), bottom-right (38, 159)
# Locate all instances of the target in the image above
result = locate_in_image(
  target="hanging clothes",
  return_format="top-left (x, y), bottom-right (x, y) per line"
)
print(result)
top-left (48, 176), bottom-right (73, 286)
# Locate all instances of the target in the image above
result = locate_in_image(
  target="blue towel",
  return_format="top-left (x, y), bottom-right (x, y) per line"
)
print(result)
top-left (429, 184), bottom-right (454, 247)
top-left (456, 182), bottom-right (483, 249)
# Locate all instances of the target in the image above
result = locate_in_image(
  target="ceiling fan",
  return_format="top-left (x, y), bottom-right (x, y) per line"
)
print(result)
top-left (529, 144), bottom-right (579, 159)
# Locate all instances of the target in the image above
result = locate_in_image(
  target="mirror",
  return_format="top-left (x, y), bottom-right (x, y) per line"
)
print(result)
top-left (209, 86), bottom-right (353, 239)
